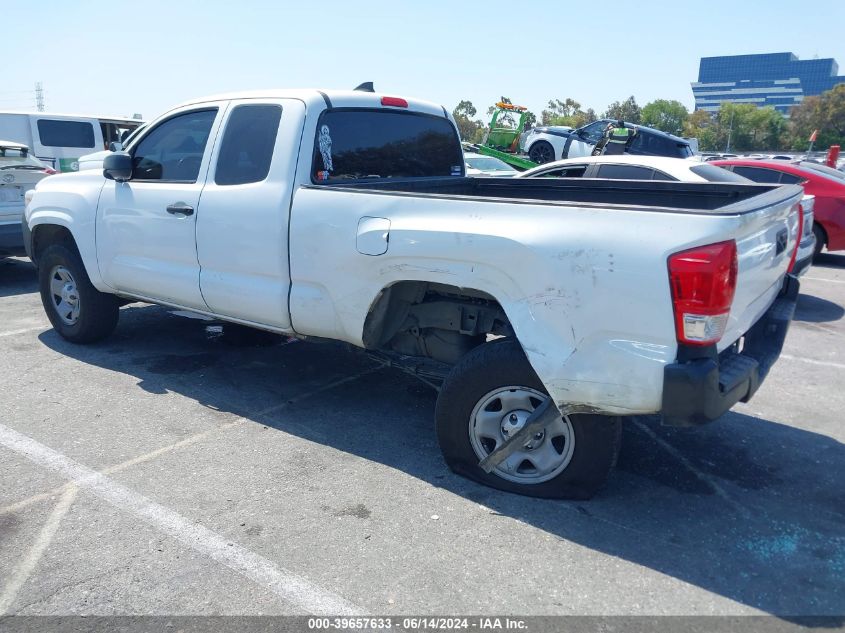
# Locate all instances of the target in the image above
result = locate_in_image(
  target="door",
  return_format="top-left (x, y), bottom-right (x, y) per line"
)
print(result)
top-left (195, 99), bottom-right (304, 330)
top-left (96, 106), bottom-right (223, 309)
top-left (566, 120), bottom-right (608, 158)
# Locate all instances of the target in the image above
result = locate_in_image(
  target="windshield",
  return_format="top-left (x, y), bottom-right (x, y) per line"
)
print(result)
top-left (465, 156), bottom-right (515, 172)
top-left (0, 150), bottom-right (49, 171)
top-left (689, 164), bottom-right (751, 183)
top-left (311, 109), bottom-right (463, 181)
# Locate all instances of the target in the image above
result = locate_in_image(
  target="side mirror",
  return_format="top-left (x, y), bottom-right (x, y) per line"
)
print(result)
top-left (108, 141), bottom-right (123, 152)
top-left (103, 152), bottom-right (133, 182)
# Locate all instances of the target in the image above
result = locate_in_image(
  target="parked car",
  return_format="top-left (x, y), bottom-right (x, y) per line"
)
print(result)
top-left (714, 159), bottom-right (845, 259)
top-left (25, 88), bottom-right (802, 499)
top-left (0, 141), bottom-right (56, 257)
top-left (0, 112), bottom-right (143, 173)
top-left (518, 156), bottom-right (816, 277)
top-left (521, 126), bottom-right (573, 163)
top-left (77, 124), bottom-right (147, 171)
top-left (464, 152), bottom-right (517, 177)
top-left (523, 119), bottom-right (693, 165)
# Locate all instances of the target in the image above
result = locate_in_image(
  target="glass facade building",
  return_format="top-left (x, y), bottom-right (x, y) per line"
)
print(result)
top-left (691, 52), bottom-right (845, 115)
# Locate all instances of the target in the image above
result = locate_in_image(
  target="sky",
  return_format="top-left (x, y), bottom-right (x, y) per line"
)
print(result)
top-left (2, 0), bottom-right (844, 123)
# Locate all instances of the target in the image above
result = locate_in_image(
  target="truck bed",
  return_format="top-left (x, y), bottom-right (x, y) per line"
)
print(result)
top-left (315, 176), bottom-right (797, 214)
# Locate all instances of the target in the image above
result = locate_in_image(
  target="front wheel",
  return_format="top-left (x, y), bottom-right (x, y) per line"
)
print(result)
top-left (38, 243), bottom-right (120, 343)
top-left (435, 338), bottom-right (622, 499)
top-left (528, 141), bottom-right (555, 164)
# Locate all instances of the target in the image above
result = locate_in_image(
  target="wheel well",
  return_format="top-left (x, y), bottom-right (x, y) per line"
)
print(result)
top-left (31, 224), bottom-right (78, 265)
top-left (362, 281), bottom-right (514, 365)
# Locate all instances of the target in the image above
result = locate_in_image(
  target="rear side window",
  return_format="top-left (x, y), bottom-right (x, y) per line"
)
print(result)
top-left (689, 164), bottom-right (751, 183)
top-left (596, 164), bottom-right (665, 180)
top-left (132, 109), bottom-right (217, 182)
top-left (777, 172), bottom-right (804, 185)
top-left (731, 166), bottom-right (782, 184)
top-left (630, 132), bottom-right (691, 158)
top-left (215, 105), bottom-right (282, 185)
top-left (311, 109), bottom-right (463, 182)
top-left (37, 119), bottom-right (95, 148)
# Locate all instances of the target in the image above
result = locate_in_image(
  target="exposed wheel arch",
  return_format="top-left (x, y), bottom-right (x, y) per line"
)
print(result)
top-left (362, 281), bottom-right (514, 365)
top-left (31, 224), bottom-right (79, 266)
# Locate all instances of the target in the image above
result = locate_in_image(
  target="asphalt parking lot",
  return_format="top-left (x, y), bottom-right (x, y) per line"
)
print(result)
top-left (0, 255), bottom-right (843, 618)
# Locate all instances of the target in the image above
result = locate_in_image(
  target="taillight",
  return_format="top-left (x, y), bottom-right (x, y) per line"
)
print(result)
top-left (787, 203), bottom-right (803, 273)
top-left (43, 168), bottom-right (57, 175)
top-left (381, 96), bottom-right (408, 108)
top-left (668, 240), bottom-right (738, 346)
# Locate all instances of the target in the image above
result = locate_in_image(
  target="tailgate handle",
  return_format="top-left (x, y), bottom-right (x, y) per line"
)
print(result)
top-left (775, 229), bottom-right (788, 256)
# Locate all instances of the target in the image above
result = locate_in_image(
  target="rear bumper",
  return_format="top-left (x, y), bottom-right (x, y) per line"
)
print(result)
top-left (0, 221), bottom-right (26, 257)
top-left (661, 275), bottom-right (798, 427)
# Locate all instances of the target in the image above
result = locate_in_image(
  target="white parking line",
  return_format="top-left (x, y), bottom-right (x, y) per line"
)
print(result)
top-left (0, 365), bottom-right (384, 517)
top-left (803, 277), bottom-right (845, 284)
top-left (0, 485), bottom-right (78, 615)
top-left (0, 423), bottom-right (363, 615)
top-left (781, 354), bottom-right (845, 370)
top-left (0, 326), bottom-right (46, 338)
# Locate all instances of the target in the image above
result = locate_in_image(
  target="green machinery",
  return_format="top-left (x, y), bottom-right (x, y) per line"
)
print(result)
top-left (465, 100), bottom-right (538, 171)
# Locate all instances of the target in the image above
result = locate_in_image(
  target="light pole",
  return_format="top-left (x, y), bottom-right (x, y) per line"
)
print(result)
top-left (725, 109), bottom-right (735, 153)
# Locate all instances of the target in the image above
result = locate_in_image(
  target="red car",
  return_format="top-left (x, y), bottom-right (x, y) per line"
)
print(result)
top-left (713, 159), bottom-right (845, 258)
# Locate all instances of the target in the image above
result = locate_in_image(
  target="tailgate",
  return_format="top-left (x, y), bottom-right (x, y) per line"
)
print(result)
top-left (719, 184), bottom-right (803, 351)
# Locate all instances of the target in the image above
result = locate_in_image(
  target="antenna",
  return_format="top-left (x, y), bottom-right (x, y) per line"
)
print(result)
top-left (354, 82), bottom-right (375, 93)
top-left (35, 82), bottom-right (45, 111)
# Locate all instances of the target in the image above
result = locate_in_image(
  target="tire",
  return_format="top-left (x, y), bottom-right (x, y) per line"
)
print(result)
top-left (813, 223), bottom-right (826, 260)
top-left (435, 338), bottom-right (622, 499)
top-left (528, 140), bottom-right (555, 165)
top-left (38, 243), bottom-right (120, 343)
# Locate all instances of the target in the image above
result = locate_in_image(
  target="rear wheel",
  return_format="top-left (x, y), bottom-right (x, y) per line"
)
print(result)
top-left (38, 243), bottom-right (119, 343)
top-left (813, 224), bottom-right (826, 260)
top-left (528, 140), bottom-right (555, 165)
top-left (435, 338), bottom-right (622, 499)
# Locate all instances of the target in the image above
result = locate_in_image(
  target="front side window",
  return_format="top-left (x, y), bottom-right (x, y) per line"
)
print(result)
top-left (535, 165), bottom-right (587, 178)
top-left (37, 119), bottom-right (95, 148)
top-left (215, 105), bottom-right (282, 186)
top-left (579, 121), bottom-right (608, 144)
top-left (311, 109), bottom-right (463, 182)
top-left (131, 109), bottom-right (217, 182)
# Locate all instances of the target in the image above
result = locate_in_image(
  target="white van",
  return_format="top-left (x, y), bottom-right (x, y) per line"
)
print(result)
top-left (0, 112), bottom-right (143, 173)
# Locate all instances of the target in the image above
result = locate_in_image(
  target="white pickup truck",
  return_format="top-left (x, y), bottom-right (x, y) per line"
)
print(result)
top-left (24, 88), bottom-right (804, 499)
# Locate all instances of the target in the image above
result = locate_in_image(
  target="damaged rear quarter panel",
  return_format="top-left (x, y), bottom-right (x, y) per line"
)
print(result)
top-left (288, 187), bottom-right (759, 416)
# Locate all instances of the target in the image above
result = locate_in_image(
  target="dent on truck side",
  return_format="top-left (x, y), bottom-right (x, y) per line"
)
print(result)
top-left (287, 187), bottom-right (718, 417)
top-left (25, 173), bottom-right (108, 291)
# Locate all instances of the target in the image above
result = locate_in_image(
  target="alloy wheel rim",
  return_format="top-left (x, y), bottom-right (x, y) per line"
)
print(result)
top-left (49, 265), bottom-right (81, 326)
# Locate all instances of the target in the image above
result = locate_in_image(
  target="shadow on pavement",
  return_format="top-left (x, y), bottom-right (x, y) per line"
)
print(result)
top-left (38, 304), bottom-right (845, 619)
top-left (813, 253), bottom-right (845, 269)
top-left (0, 258), bottom-right (37, 298)
top-left (795, 293), bottom-right (845, 323)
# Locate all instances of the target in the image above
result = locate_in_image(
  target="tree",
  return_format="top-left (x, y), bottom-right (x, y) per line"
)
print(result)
top-left (540, 99), bottom-right (595, 128)
top-left (603, 96), bottom-right (641, 124)
top-left (788, 84), bottom-right (845, 149)
top-left (541, 98), bottom-right (582, 125)
top-left (683, 103), bottom-right (787, 152)
top-left (452, 100), bottom-right (483, 142)
top-left (641, 99), bottom-right (689, 135)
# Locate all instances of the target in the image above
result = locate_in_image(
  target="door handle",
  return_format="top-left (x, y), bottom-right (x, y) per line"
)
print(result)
top-left (166, 202), bottom-right (194, 216)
